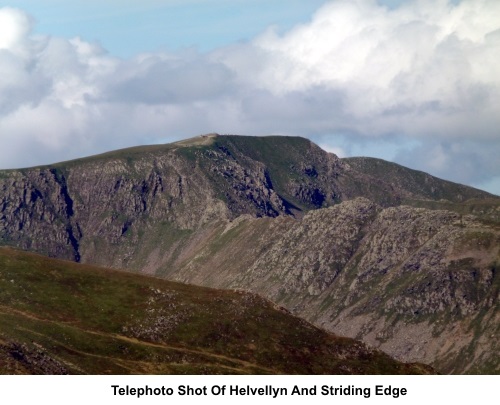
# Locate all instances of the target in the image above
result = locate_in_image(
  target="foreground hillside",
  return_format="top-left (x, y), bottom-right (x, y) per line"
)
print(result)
top-left (0, 247), bottom-right (431, 375)
top-left (0, 134), bottom-right (498, 374)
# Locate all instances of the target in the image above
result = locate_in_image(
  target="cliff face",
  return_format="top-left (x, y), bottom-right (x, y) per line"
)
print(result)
top-left (0, 134), bottom-right (498, 373)
top-left (0, 168), bottom-right (82, 261)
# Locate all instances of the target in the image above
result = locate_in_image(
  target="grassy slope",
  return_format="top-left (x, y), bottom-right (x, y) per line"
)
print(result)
top-left (0, 247), bottom-right (432, 375)
top-left (343, 157), bottom-right (497, 202)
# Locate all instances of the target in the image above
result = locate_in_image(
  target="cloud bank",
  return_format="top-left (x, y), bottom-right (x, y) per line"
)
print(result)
top-left (0, 0), bottom-right (499, 193)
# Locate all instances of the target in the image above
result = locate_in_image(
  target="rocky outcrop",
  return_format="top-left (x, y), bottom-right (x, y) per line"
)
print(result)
top-left (0, 169), bottom-right (81, 261)
top-left (2, 342), bottom-right (70, 375)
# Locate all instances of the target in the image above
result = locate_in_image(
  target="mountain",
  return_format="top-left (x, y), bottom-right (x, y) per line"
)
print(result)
top-left (0, 134), bottom-right (494, 262)
top-left (0, 247), bottom-right (432, 374)
top-left (0, 134), bottom-right (498, 374)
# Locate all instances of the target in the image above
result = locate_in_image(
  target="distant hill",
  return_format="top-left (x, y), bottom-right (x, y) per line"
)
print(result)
top-left (0, 134), bottom-right (498, 374)
top-left (0, 247), bottom-right (431, 374)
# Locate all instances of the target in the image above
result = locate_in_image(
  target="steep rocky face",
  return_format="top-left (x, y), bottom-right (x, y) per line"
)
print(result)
top-left (0, 134), bottom-right (498, 374)
top-left (0, 169), bottom-right (81, 261)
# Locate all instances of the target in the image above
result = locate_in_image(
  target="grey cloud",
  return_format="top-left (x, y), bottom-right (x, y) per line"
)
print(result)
top-left (0, 50), bottom-right (51, 114)
top-left (239, 87), bottom-right (346, 129)
top-left (104, 55), bottom-right (235, 104)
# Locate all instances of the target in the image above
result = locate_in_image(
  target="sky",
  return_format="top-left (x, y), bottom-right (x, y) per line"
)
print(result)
top-left (0, 0), bottom-right (499, 195)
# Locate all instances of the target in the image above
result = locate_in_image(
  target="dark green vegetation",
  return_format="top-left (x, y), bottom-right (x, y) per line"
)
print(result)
top-left (0, 134), bottom-right (498, 374)
top-left (0, 247), bottom-right (432, 375)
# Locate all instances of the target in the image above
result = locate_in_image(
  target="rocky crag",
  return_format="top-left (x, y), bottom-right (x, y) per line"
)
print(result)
top-left (1, 134), bottom-right (498, 373)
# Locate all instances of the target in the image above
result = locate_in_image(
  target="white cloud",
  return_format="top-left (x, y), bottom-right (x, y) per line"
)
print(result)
top-left (221, 0), bottom-right (500, 139)
top-left (0, 1), bottom-right (499, 194)
top-left (0, 7), bottom-right (32, 51)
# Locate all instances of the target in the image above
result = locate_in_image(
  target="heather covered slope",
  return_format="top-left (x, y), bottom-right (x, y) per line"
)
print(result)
top-left (0, 247), bottom-right (432, 375)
